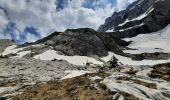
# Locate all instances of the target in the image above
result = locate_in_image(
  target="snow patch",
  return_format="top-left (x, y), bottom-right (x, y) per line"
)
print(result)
top-left (118, 23), bottom-right (144, 32)
top-left (1, 45), bottom-right (24, 56)
top-left (118, 6), bottom-right (154, 27)
top-left (101, 52), bottom-right (115, 62)
top-left (34, 50), bottom-right (103, 66)
top-left (1, 45), bottom-right (31, 57)
top-left (61, 70), bottom-right (92, 80)
top-left (89, 76), bottom-right (102, 81)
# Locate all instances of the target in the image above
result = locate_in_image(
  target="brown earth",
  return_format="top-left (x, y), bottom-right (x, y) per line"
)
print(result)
top-left (11, 73), bottom-right (113, 100)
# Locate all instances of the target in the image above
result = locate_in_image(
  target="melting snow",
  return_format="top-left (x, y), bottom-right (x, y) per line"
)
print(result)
top-left (1, 45), bottom-right (24, 56)
top-left (124, 24), bottom-right (170, 54)
top-left (34, 50), bottom-right (103, 66)
top-left (0, 45), bottom-right (30, 57)
top-left (61, 70), bottom-right (91, 80)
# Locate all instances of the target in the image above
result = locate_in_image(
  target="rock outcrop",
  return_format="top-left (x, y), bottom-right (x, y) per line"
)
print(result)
top-left (33, 28), bottom-right (128, 57)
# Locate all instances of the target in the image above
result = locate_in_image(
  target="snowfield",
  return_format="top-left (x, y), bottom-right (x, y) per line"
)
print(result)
top-left (124, 24), bottom-right (170, 54)
top-left (34, 50), bottom-right (103, 66)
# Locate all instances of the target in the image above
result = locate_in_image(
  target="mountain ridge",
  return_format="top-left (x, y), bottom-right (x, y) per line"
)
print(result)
top-left (98, 0), bottom-right (170, 38)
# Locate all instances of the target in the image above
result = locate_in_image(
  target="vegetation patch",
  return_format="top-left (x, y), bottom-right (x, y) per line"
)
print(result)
top-left (133, 80), bottom-right (157, 89)
top-left (125, 67), bottom-right (138, 75)
top-left (132, 52), bottom-right (170, 61)
top-left (116, 77), bottom-right (157, 89)
top-left (148, 62), bottom-right (170, 81)
top-left (98, 83), bottom-right (139, 100)
top-left (11, 73), bottom-right (112, 100)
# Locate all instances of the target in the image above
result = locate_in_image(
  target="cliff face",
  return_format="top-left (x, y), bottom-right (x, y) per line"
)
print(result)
top-left (97, 0), bottom-right (170, 38)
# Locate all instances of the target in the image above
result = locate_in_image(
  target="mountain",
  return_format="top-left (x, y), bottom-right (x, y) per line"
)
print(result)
top-left (98, 0), bottom-right (170, 38)
top-left (0, 0), bottom-right (170, 100)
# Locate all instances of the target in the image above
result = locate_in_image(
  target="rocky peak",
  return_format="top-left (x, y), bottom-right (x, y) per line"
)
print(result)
top-left (29, 28), bottom-right (128, 57)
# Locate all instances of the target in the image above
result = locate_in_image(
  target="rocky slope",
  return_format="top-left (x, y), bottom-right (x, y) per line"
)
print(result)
top-left (98, 0), bottom-right (170, 38)
top-left (1, 62), bottom-right (170, 100)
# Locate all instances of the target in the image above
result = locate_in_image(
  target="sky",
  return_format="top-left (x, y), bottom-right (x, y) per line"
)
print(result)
top-left (0, 0), bottom-right (136, 44)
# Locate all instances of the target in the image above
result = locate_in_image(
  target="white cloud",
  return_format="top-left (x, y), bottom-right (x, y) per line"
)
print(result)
top-left (117, 0), bottom-right (127, 11)
top-left (0, 9), bottom-right (9, 28)
top-left (0, 0), bottom-right (135, 43)
top-left (53, 1), bottom-right (115, 31)
top-left (116, 0), bottom-right (136, 11)
top-left (25, 32), bottom-right (40, 43)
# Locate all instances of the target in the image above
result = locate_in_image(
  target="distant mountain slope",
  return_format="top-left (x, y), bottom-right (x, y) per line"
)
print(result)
top-left (98, 0), bottom-right (170, 38)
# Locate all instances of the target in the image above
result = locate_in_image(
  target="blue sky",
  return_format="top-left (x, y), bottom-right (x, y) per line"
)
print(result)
top-left (0, 0), bottom-right (136, 44)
